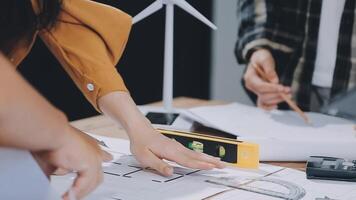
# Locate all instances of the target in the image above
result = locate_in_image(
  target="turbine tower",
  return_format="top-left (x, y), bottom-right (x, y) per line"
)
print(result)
top-left (134, 0), bottom-right (217, 125)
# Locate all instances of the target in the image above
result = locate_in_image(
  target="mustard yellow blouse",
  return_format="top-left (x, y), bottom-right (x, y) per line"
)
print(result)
top-left (6, 0), bottom-right (132, 111)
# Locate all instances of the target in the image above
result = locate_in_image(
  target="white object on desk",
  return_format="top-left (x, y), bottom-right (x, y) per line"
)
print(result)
top-left (0, 148), bottom-right (61, 200)
top-left (133, 0), bottom-right (217, 112)
top-left (51, 135), bottom-right (356, 200)
top-left (187, 103), bottom-right (356, 161)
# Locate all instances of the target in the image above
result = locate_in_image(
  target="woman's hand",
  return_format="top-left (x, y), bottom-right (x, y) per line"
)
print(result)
top-left (33, 126), bottom-right (104, 200)
top-left (129, 121), bottom-right (225, 176)
top-left (98, 92), bottom-right (225, 177)
top-left (244, 49), bottom-right (291, 110)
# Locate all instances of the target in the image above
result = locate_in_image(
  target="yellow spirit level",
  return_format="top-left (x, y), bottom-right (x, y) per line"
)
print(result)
top-left (158, 129), bottom-right (259, 169)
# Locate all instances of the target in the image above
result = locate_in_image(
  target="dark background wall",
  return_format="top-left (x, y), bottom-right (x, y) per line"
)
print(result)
top-left (19, 0), bottom-right (213, 121)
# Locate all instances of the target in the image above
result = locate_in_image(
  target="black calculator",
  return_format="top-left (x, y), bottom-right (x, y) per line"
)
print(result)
top-left (306, 156), bottom-right (356, 182)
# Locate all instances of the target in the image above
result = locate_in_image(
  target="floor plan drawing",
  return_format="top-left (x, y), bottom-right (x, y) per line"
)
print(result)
top-left (103, 155), bottom-right (201, 184)
top-left (50, 135), bottom-right (356, 200)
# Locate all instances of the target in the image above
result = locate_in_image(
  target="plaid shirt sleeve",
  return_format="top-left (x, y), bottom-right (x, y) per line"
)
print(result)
top-left (235, 0), bottom-right (306, 64)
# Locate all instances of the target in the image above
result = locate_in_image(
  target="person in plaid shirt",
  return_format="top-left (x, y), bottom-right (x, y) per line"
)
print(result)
top-left (235, 0), bottom-right (356, 112)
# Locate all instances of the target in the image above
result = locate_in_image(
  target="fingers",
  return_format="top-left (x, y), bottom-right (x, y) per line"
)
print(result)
top-left (62, 188), bottom-right (76, 200)
top-left (259, 60), bottom-right (278, 84)
top-left (181, 147), bottom-right (225, 169)
top-left (138, 149), bottom-right (173, 176)
top-left (101, 149), bottom-right (113, 162)
top-left (245, 49), bottom-right (289, 95)
top-left (31, 152), bottom-right (57, 177)
top-left (133, 133), bottom-right (227, 178)
top-left (63, 167), bottom-right (103, 200)
top-left (172, 153), bottom-right (216, 170)
top-left (244, 52), bottom-right (291, 111)
top-left (53, 168), bottom-right (71, 175)
top-left (257, 91), bottom-right (292, 110)
top-left (257, 98), bottom-right (277, 111)
top-left (244, 66), bottom-right (285, 94)
top-left (248, 75), bottom-right (284, 94)
top-left (69, 171), bottom-right (94, 200)
top-left (250, 49), bottom-right (278, 83)
top-left (76, 129), bottom-right (112, 162)
top-left (161, 141), bottom-right (224, 170)
top-left (259, 93), bottom-right (291, 105)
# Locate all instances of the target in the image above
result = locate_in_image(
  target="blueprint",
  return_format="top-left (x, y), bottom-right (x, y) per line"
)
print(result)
top-left (51, 135), bottom-right (356, 200)
top-left (187, 103), bottom-right (356, 161)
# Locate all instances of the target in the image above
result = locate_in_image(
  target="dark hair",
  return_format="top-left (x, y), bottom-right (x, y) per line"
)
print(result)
top-left (0, 0), bottom-right (62, 53)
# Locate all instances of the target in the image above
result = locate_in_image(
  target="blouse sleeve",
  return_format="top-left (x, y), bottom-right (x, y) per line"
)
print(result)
top-left (39, 0), bottom-right (132, 111)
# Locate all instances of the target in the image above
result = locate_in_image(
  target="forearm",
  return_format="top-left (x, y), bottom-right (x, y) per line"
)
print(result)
top-left (0, 54), bottom-right (70, 151)
top-left (236, 0), bottom-right (299, 63)
top-left (236, 0), bottom-right (270, 63)
top-left (98, 91), bottom-right (152, 139)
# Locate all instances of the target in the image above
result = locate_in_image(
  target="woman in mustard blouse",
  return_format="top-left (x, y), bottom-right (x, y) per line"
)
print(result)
top-left (0, 0), bottom-right (224, 199)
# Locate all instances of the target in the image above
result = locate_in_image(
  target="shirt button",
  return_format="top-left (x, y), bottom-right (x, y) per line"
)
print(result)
top-left (87, 83), bottom-right (95, 92)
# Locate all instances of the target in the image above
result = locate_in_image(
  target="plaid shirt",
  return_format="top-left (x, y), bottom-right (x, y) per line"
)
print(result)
top-left (235, 0), bottom-right (356, 111)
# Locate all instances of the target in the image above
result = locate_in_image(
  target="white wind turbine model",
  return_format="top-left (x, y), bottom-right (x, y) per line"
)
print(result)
top-left (133, 0), bottom-right (217, 125)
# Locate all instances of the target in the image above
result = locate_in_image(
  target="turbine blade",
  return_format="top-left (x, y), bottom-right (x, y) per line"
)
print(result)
top-left (172, 0), bottom-right (217, 30)
top-left (133, 0), bottom-right (164, 24)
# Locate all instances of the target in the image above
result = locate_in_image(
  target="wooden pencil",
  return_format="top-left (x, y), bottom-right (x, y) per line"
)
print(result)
top-left (252, 63), bottom-right (312, 124)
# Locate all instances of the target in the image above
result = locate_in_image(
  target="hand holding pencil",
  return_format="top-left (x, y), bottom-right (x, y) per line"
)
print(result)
top-left (244, 49), bottom-right (291, 109)
top-left (252, 62), bottom-right (311, 124)
top-left (243, 49), bottom-right (311, 124)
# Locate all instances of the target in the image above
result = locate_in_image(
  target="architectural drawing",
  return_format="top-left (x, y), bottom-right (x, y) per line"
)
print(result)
top-left (50, 135), bottom-right (356, 200)
top-left (100, 155), bottom-right (306, 200)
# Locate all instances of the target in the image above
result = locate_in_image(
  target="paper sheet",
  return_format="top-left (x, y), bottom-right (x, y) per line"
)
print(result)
top-left (0, 148), bottom-right (61, 200)
top-left (51, 135), bottom-right (356, 200)
top-left (187, 103), bottom-right (356, 161)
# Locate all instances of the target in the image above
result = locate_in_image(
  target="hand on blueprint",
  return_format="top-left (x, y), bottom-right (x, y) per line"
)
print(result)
top-left (129, 124), bottom-right (226, 177)
top-left (244, 49), bottom-right (291, 110)
top-left (33, 126), bottom-right (104, 200)
top-left (47, 131), bottom-right (113, 176)
top-left (97, 91), bottom-right (226, 177)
